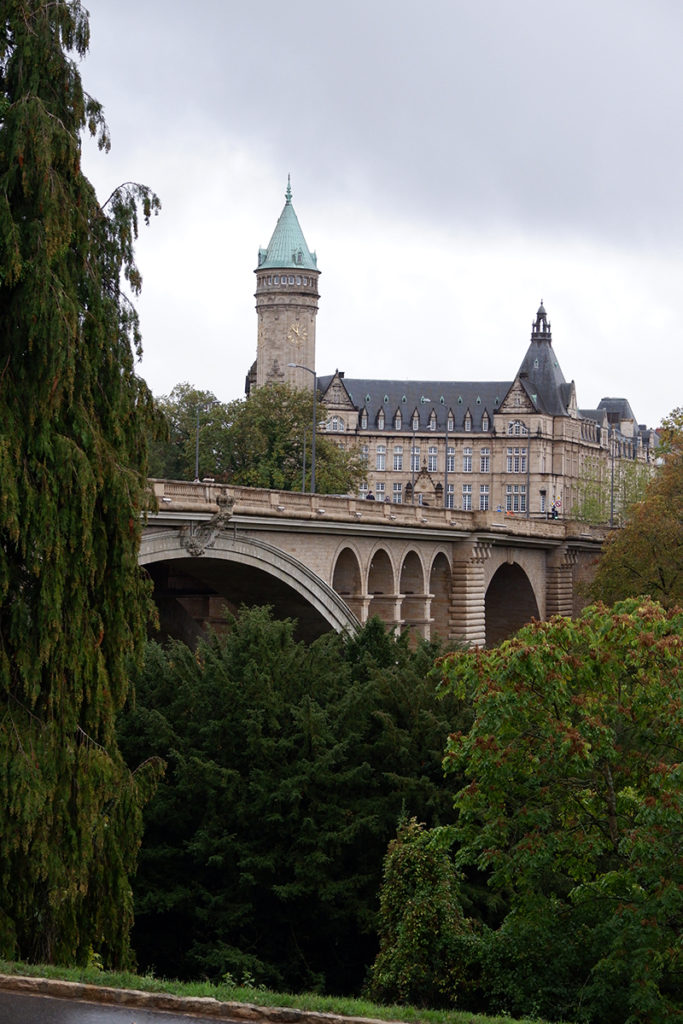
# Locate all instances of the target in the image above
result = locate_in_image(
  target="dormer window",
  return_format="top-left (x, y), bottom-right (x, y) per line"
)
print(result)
top-left (377, 410), bottom-right (385, 430)
top-left (394, 410), bottom-right (402, 430)
top-left (464, 411), bottom-right (472, 432)
top-left (412, 411), bottom-right (419, 431)
top-left (482, 412), bottom-right (490, 431)
top-left (360, 409), bottom-right (368, 429)
top-left (428, 410), bottom-right (437, 431)
top-left (447, 411), bottom-right (454, 432)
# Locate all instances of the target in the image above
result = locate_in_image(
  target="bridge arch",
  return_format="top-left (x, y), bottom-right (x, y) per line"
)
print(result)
top-left (485, 562), bottom-right (540, 647)
top-left (332, 545), bottom-right (364, 621)
top-left (367, 547), bottom-right (398, 627)
top-left (400, 549), bottom-right (429, 638)
top-left (429, 551), bottom-right (452, 641)
top-left (139, 530), bottom-right (359, 643)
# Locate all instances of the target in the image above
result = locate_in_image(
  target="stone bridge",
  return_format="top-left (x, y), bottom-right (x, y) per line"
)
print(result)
top-left (141, 480), bottom-right (606, 647)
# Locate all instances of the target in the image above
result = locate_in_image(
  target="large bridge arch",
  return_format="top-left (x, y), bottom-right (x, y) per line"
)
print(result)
top-left (139, 530), bottom-right (360, 644)
top-left (485, 562), bottom-right (541, 647)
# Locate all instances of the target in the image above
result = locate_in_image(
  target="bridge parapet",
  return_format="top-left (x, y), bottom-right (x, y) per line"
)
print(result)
top-left (149, 479), bottom-right (605, 545)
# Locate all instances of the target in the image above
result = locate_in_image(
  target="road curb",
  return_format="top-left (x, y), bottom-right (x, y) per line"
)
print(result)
top-left (0, 973), bottom-right (392, 1024)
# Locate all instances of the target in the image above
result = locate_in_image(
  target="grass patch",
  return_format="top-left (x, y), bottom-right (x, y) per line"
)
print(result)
top-left (0, 959), bottom-right (551, 1024)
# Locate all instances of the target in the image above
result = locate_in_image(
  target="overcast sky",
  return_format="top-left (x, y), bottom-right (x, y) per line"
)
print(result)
top-left (79, 0), bottom-right (682, 428)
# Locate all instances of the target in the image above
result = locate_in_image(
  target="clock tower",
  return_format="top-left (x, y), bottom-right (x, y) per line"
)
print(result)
top-left (253, 178), bottom-right (320, 391)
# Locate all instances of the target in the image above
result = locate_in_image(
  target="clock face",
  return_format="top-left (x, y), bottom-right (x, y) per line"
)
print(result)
top-left (288, 321), bottom-right (308, 345)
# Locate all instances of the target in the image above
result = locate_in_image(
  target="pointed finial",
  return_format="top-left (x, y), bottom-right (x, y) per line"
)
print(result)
top-left (285, 174), bottom-right (292, 204)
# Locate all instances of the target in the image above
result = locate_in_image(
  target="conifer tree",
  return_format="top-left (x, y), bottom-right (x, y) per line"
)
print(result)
top-left (0, 1), bottom-right (162, 966)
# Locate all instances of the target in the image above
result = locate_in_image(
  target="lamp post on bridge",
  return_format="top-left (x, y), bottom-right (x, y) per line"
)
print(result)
top-left (288, 363), bottom-right (317, 494)
top-left (194, 400), bottom-right (219, 482)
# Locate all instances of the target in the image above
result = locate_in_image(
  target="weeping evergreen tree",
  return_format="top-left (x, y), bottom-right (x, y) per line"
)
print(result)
top-left (0, 1), bottom-right (162, 966)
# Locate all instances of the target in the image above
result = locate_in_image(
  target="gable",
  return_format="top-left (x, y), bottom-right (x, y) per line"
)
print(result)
top-left (498, 379), bottom-right (535, 415)
top-left (321, 373), bottom-right (357, 412)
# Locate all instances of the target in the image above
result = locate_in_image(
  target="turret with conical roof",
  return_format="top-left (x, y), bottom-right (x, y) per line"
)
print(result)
top-left (515, 301), bottom-right (573, 417)
top-left (253, 179), bottom-right (321, 391)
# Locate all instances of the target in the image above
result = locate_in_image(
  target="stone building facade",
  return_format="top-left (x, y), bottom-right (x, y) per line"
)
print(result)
top-left (250, 184), bottom-right (657, 521)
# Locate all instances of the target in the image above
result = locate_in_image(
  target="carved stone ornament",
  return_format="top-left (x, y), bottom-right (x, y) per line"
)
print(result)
top-left (180, 492), bottom-right (235, 556)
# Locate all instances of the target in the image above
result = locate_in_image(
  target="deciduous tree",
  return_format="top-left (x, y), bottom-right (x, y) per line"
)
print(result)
top-left (147, 383), bottom-right (230, 480)
top-left (438, 600), bottom-right (683, 1023)
top-left (0, 0), bottom-right (162, 966)
top-left (590, 410), bottom-right (682, 607)
top-left (149, 381), bottom-right (366, 494)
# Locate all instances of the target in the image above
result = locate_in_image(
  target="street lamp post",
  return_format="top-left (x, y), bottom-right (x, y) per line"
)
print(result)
top-left (195, 400), bottom-right (219, 482)
top-left (288, 363), bottom-right (317, 494)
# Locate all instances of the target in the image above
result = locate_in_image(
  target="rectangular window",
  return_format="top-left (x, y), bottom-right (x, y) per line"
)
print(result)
top-left (479, 484), bottom-right (489, 511)
top-left (506, 446), bottom-right (527, 473)
top-left (376, 444), bottom-right (386, 471)
top-left (480, 447), bottom-right (490, 473)
top-left (462, 484), bottom-right (472, 511)
top-left (506, 484), bottom-right (527, 512)
top-left (376, 482), bottom-right (385, 500)
top-left (446, 483), bottom-right (454, 509)
top-left (393, 482), bottom-right (403, 504)
top-left (540, 492), bottom-right (546, 514)
top-left (359, 482), bottom-right (368, 499)
top-left (361, 444), bottom-right (369, 463)
top-left (447, 446), bottom-right (455, 472)
top-left (428, 445), bottom-right (438, 472)
top-left (463, 447), bottom-right (472, 473)
top-left (411, 445), bottom-right (420, 472)
top-left (393, 445), bottom-right (403, 471)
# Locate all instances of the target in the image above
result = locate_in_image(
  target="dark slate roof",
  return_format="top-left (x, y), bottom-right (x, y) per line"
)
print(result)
top-left (318, 375), bottom-right (511, 432)
top-left (516, 303), bottom-right (570, 416)
top-left (597, 397), bottom-right (638, 423)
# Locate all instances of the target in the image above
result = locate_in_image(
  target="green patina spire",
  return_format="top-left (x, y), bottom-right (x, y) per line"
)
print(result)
top-left (257, 177), bottom-right (318, 271)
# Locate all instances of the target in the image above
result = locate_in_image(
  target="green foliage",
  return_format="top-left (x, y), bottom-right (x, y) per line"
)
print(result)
top-left (147, 382), bottom-right (231, 480)
top-left (0, 0), bottom-right (163, 966)
top-left (572, 454), bottom-right (651, 525)
top-left (224, 383), bottom-right (366, 494)
top-left (150, 381), bottom-right (366, 493)
top-left (367, 818), bottom-right (473, 1009)
top-left (117, 611), bottom-right (463, 993)
top-left (590, 410), bottom-right (683, 607)
top-left (438, 600), bottom-right (683, 1023)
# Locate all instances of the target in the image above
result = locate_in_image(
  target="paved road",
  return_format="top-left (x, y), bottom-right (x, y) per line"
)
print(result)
top-left (0, 989), bottom-right (242, 1023)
